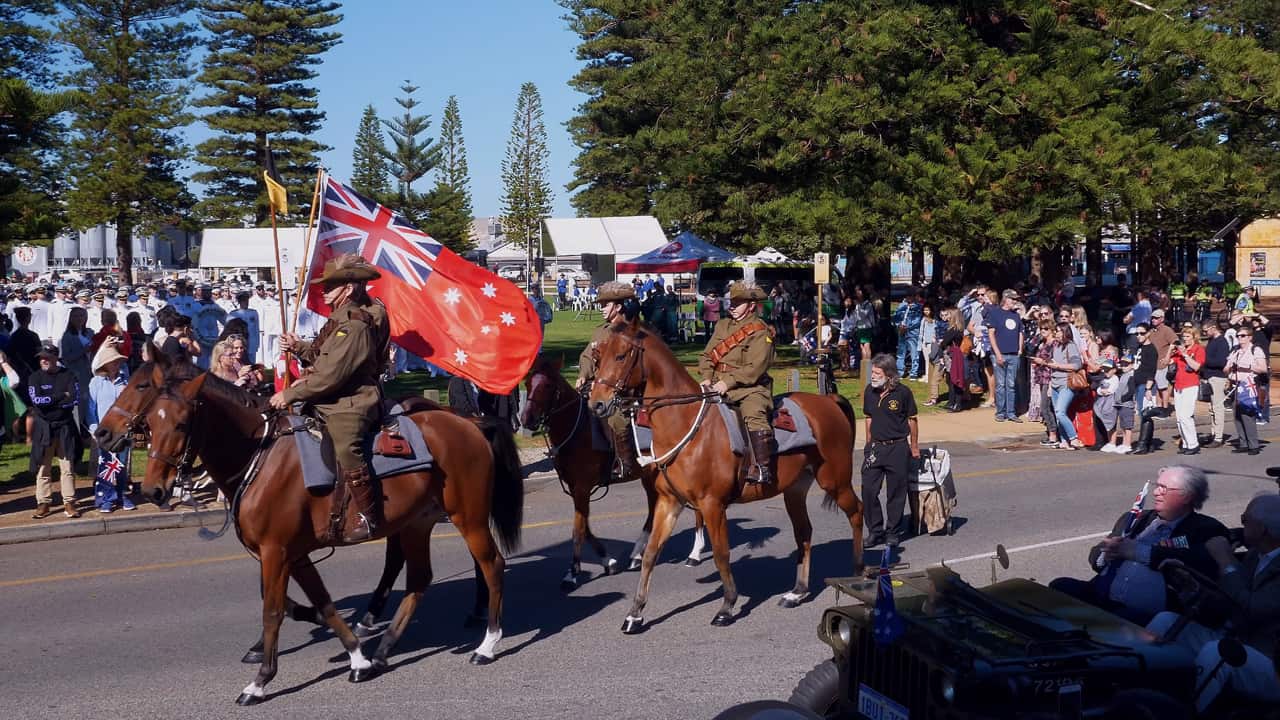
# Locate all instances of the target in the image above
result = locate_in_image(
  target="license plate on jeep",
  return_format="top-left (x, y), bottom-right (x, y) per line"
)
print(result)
top-left (858, 684), bottom-right (908, 720)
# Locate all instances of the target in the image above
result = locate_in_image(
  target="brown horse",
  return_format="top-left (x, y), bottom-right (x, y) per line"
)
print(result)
top-left (95, 361), bottom-right (522, 705)
top-left (520, 356), bottom-right (706, 591)
top-left (587, 323), bottom-right (864, 633)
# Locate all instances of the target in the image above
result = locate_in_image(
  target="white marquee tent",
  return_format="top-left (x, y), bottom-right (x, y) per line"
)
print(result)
top-left (198, 227), bottom-right (311, 288)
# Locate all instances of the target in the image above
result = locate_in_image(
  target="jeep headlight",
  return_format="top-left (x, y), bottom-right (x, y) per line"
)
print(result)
top-left (939, 675), bottom-right (956, 704)
top-left (828, 614), bottom-right (852, 650)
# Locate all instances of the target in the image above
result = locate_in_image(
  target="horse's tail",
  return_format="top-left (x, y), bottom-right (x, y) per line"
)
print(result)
top-left (824, 394), bottom-right (860, 512)
top-left (472, 417), bottom-right (524, 554)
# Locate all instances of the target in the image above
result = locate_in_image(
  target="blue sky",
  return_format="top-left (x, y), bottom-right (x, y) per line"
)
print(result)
top-left (305, 1), bottom-right (586, 218)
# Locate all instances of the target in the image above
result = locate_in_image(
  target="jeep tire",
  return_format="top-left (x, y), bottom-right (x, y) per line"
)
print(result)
top-left (787, 659), bottom-right (840, 718)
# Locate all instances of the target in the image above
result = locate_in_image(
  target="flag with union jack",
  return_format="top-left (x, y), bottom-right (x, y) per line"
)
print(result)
top-left (872, 552), bottom-right (904, 645)
top-left (303, 175), bottom-right (542, 394)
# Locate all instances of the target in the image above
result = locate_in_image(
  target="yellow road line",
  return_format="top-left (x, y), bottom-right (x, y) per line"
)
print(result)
top-left (0, 510), bottom-right (650, 589)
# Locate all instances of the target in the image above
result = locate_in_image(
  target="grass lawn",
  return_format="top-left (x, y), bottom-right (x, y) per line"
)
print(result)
top-left (388, 308), bottom-right (946, 415)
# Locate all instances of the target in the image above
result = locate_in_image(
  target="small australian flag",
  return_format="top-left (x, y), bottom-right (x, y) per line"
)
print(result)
top-left (872, 552), bottom-right (904, 645)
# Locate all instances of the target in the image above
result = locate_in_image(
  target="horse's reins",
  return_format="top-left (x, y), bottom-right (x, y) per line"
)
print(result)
top-left (596, 337), bottom-right (721, 469)
top-left (530, 374), bottom-right (586, 457)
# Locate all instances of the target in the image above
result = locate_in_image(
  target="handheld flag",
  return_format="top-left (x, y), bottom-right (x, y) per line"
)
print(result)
top-left (263, 140), bottom-right (288, 215)
top-left (303, 175), bottom-right (542, 394)
top-left (872, 552), bottom-right (904, 645)
top-left (1095, 479), bottom-right (1152, 596)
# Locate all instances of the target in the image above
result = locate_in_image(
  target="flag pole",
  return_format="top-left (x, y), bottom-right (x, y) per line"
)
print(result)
top-left (291, 168), bottom-right (324, 333)
top-left (269, 202), bottom-right (293, 388)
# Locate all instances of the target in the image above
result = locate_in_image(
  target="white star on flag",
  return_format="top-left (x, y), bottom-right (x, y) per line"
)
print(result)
top-left (443, 287), bottom-right (461, 305)
top-left (454, 348), bottom-right (468, 365)
top-left (499, 312), bottom-right (515, 326)
top-left (481, 283), bottom-right (497, 298)
top-left (481, 325), bottom-right (493, 335)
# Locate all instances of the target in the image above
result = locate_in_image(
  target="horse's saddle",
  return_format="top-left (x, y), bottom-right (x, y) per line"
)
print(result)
top-left (628, 394), bottom-right (816, 460)
top-left (288, 403), bottom-right (435, 491)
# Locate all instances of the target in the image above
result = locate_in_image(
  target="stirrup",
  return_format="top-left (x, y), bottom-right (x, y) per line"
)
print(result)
top-left (343, 514), bottom-right (375, 543)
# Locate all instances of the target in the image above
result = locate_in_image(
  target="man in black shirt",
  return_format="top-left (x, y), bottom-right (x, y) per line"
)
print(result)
top-left (1201, 322), bottom-right (1230, 447)
top-left (862, 353), bottom-right (920, 549)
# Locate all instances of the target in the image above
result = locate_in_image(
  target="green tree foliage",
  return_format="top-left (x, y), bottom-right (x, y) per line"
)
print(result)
top-left (379, 82), bottom-right (439, 224)
top-left (60, 0), bottom-right (198, 284)
top-left (560, 0), bottom-right (1280, 283)
top-left (0, 1), bottom-right (56, 84)
top-left (0, 2), bottom-right (65, 258)
top-left (500, 82), bottom-right (553, 252)
top-left (192, 0), bottom-right (343, 227)
top-left (350, 104), bottom-right (390, 200)
top-left (422, 95), bottom-right (474, 252)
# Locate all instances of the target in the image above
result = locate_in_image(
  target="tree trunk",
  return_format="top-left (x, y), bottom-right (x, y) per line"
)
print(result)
top-left (1223, 230), bottom-right (1237, 282)
top-left (1085, 230), bottom-right (1103, 287)
top-left (1183, 235), bottom-right (1198, 283)
top-left (910, 241), bottom-right (925, 287)
top-left (942, 254), bottom-right (966, 286)
top-left (117, 219), bottom-right (134, 285)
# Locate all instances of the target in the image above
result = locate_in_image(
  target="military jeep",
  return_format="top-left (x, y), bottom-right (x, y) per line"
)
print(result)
top-left (788, 566), bottom-right (1200, 720)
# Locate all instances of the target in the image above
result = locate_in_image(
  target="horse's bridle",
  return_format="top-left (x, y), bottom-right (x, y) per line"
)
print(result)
top-left (592, 332), bottom-right (648, 417)
top-left (146, 389), bottom-right (204, 482)
top-left (528, 371), bottom-right (588, 458)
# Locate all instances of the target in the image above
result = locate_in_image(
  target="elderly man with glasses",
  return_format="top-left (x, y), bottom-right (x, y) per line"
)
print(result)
top-left (1049, 465), bottom-right (1230, 624)
top-left (1146, 494), bottom-right (1280, 713)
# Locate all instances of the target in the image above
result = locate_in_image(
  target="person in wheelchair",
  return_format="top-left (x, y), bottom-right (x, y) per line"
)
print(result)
top-left (1049, 465), bottom-right (1230, 625)
top-left (1146, 494), bottom-right (1280, 713)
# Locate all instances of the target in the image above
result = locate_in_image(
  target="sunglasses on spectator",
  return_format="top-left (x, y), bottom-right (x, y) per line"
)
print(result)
top-left (1136, 331), bottom-right (1148, 336)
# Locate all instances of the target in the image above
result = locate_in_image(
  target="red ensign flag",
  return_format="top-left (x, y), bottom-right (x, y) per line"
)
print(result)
top-left (303, 175), bottom-right (542, 393)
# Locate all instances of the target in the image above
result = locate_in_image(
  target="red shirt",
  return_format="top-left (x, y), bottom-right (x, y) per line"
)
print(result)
top-left (1172, 343), bottom-right (1205, 390)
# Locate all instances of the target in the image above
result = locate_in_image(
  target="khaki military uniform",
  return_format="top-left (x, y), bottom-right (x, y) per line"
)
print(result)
top-left (580, 322), bottom-right (631, 437)
top-left (282, 299), bottom-right (391, 470)
top-left (699, 315), bottom-right (775, 431)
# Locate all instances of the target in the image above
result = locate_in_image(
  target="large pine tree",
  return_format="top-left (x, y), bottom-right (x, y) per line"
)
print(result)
top-left (192, 0), bottom-right (342, 226)
top-left (379, 82), bottom-right (439, 224)
top-left (500, 82), bottom-right (553, 257)
top-left (60, 0), bottom-right (197, 284)
top-left (350, 104), bottom-right (390, 200)
top-left (422, 95), bottom-right (474, 252)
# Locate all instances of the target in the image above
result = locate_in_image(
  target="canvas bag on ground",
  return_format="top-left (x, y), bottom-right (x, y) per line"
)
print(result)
top-left (909, 446), bottom-right (957, 535)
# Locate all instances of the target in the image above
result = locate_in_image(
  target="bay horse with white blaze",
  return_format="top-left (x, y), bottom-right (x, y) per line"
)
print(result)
top-left (94, 360), bottom-right (522, 705)
top-left (521, 356), bottom-right (706, 591)
top-left (587, 323), bottom-right (864, 632)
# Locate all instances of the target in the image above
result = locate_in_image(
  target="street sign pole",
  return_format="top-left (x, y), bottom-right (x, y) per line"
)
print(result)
top-left (814, 252), bottom-right (831, 394)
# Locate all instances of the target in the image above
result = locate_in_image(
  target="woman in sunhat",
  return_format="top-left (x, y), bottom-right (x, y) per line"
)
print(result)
top-left (87, 339), bottom-right (134, 512)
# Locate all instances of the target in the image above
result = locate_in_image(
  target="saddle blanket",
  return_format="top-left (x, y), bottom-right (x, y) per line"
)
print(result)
top-left (289, 410), bottom-right (434, 491)
top-left (623, 394), bottom-right (817, 458)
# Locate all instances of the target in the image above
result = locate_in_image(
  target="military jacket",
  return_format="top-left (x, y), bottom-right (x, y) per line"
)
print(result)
top-left (699, 315), bottom-right (774, 390)
top-left (281, 299), bottom-right (390, 415)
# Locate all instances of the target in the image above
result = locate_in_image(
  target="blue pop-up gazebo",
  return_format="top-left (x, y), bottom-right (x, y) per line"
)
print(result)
top-left (615, 231), bottom-right (735, 273)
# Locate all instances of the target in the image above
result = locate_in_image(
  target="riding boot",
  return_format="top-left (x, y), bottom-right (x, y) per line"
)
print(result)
top-left (341, 467), bottom-right (382, 543)
top-left (612, 428), bottom-right (642, 482)
top-left (747, 430), bottom-right (777, 484)
top-left (1131, 419), bottom-right (1155, 455)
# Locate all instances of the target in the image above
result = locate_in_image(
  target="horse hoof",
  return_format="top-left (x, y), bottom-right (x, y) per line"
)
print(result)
top-left (469, 652), bottom-right (495, 666)
top-left (235, 693), bottom-right (262, 706)
top-left (462, 612), bottom-right (487, 629)
top-left (603, 558), bottom-right (621, 576)
top-left (560, 578), bottom-right (578, 593)
top-left (710, 611), bottom-right (735, 627)
top-left (684, 557), bottom-right (701, 568)
top-left (620, 616), bottom-right (645, 634)
top-left (348, 666), bottom-right (379, 683)
top-left (241, 650), bottom-right (264, 664)
top-left (353, 622), bottom-right (378, 638)
top-left (628, 557), bottom-right (642, 571)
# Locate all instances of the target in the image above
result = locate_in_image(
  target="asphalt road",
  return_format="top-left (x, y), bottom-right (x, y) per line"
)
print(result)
top-left (2, 439), bottom-right (1277, 720)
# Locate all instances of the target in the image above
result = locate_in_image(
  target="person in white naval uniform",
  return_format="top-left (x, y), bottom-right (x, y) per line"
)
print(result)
top-left (257, 287), bottom-right (283, 366)
top-left (129, 290), bottom-right (159, 334)
top-left (46, 286), bottom-right (73, 342)
top-left (228, 290), bottom-right (261, 362)
top-left (85, 292), bottom-right (106, 333)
